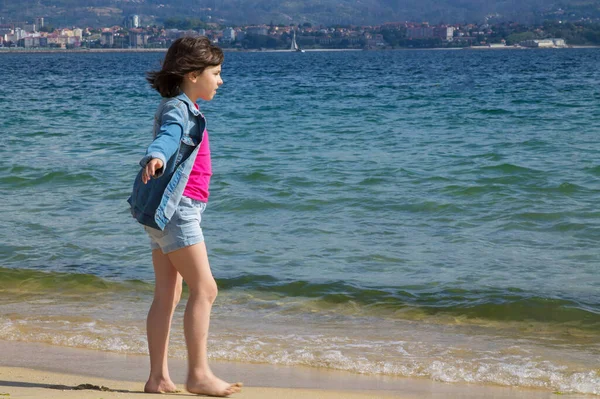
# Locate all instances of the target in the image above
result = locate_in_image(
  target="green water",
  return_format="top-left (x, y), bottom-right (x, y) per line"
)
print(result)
top-left (1, 49), bottom-right (599, 394)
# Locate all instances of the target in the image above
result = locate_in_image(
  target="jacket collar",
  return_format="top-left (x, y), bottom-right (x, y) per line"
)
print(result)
top-left (175, 92), bottom-right (201, 116)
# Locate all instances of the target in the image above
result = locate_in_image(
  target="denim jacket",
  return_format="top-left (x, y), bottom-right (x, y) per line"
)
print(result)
top-left (128, 92), bottom-right (206, 230)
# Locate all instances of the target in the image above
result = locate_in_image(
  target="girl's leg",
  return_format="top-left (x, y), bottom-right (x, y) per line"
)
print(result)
top-left (144, 249), bottom-right (183, 393)
top-left (167, 242), bottom-right (242, 397)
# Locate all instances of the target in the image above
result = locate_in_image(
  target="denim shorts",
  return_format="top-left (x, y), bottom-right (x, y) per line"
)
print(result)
top-left (144, 196), bottom-right (207, 254)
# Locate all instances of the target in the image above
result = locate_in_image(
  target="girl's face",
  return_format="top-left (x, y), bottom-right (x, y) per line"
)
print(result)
top-left (186, 65), bottom-right (223, 102)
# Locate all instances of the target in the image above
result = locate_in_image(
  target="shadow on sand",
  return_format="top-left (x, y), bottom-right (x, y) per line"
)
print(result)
top-left (0, 379), bottom-right (183, 395)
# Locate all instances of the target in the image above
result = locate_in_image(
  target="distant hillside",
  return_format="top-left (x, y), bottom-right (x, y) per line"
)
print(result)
top-left (1, 0), bottom-right (599, 27)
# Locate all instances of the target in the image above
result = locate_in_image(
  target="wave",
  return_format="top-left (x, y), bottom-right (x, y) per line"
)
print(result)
top-left (0, 170), bottom-right (99, 188)
top-left (480, 163), bottom-right (540, 175)
top-left (0, 267), bottom-right (151, 296)
top-left (221, 275), bottom-right (600, 327)
top-left (476, 108), bottom-right (514, 115)
top-left (2, 267), bottom-right (597, 330)
top-left (585, 165), bottom-right (600, 176)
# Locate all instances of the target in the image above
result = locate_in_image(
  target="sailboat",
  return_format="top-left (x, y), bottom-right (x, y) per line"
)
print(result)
top-left (291, 30), bottom-right (305, 53)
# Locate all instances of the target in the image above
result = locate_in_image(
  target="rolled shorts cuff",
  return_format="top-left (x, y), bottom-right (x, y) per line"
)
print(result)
top-left (145, 196), bottom-right (207, 254)
top-left (151, 234), bottom-right (205, 254)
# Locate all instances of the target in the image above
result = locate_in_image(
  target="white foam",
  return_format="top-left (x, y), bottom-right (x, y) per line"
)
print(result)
top-left (2, 313), bottom-right (599, 395)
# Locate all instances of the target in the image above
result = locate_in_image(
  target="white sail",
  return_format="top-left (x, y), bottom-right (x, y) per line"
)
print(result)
top-left (291, 30), bottom-right (304, 52)
top-left (291, 31), bottom-right (298, 51)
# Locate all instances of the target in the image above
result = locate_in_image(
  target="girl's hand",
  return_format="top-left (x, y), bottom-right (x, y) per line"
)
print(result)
top-left (142, 158), bottom-right (164, 184)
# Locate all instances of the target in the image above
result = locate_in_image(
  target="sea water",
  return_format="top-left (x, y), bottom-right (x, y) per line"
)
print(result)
top-left (1, 48), bottom-right (599, 394)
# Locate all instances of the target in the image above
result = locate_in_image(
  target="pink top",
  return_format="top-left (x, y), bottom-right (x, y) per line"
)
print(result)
top-left (183, 105), bottom-right (212, 202)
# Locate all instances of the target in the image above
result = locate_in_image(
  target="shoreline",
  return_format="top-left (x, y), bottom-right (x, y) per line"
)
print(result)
top-left (0, 47), bottom-right (363, 54)
top-left (0, 340), bottom-right (589, 398)
top-left (1, 45), bottom-right (599, 54)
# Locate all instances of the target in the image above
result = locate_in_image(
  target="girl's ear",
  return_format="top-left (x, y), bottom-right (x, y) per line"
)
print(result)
top-left (185, 72), bottom-right (197, 83)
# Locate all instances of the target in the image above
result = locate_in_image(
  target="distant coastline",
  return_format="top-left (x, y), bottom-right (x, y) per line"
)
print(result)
top-left (1, 45), bottom-right (599, 54)
top-left (0, 47), bottom-right (168, 53)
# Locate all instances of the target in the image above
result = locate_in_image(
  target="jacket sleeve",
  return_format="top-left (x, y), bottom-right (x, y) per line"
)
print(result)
top-left (139, 103), bottom-right (185, 178)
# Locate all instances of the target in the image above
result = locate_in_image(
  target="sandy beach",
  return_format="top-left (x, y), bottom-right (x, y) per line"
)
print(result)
top-left (0, 367), bottom-right (400, 399)
top-left (0, 340), bottom-right (590, 399)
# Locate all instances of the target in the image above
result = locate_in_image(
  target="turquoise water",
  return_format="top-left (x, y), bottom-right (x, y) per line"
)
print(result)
top-left (1, 49), bottom-right (600, 394)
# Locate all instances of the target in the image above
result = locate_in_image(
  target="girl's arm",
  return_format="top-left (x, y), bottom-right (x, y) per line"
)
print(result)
top-left (139, 104), bottom-right (185, 178)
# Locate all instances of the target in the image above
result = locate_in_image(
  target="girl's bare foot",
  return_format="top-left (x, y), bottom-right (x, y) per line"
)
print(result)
top-left (186, 373), bottom-right (242, 397)
top-left (144, 377), bottom-right (179, 394)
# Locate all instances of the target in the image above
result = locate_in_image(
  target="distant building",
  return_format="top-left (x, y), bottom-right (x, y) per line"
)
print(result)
top-left (521, 39), bottom-right (553, 47)
top-left (46, 34), bottom-right (63, 48)
top-left (407, 26), bottom-right (434, 39)
top-left (124, 15), bottom-right (140, 29)
top-left (23, 23), bottom-right (36, 32)
top-left (35, 17), bottom-right (44, 29)
top-left (22, 35), bottom-right (42, 47)
top-left (165, 29), bottom-right (183, 39)
top-left (101, 31), bottom-right (114, 46)
top-left (113, 35), bottom-right (127, 48)
top-left (246, 26), bottom-right (268, 36)
top-left (129, 29), bottom-right (147, 47)
top-left (45, 33), bottom-right (78, 48)
top-left (318, 37), bottom-right (340, 45)
top-left (66, 35), bottom-right (80, 47)
top-left (182, 29), bottom-right (199, 37)
top-left (520, 38), bottom-right (567, 48)
top-left (434, 26), bottom-right (454, 41)
top-left (58, 28), bottom-right (79, 38)
top-left (0, 24), bottom-right (12, 39)
top-left (223, 27), bottom-right (235, 42)
top-left (367, 33), bottom-right (385, 47)
top-left (129, 30), bottom-right (141, 47)
top-left (197, 28), bottom-right (206, 36)
top-left (7, 27), bottom-right (26, 42)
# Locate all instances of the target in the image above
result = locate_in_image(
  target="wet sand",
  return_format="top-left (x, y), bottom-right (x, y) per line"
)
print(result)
top-left (0, 340), bottom-right (591, 398)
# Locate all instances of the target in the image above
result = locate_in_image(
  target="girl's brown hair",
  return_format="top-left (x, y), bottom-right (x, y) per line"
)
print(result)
top-left (147, 36), bottom-right (224, 98)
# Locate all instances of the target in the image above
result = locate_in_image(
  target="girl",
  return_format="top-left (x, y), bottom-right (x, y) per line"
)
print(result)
top-left (128, 36), bottom-right (242, 397)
